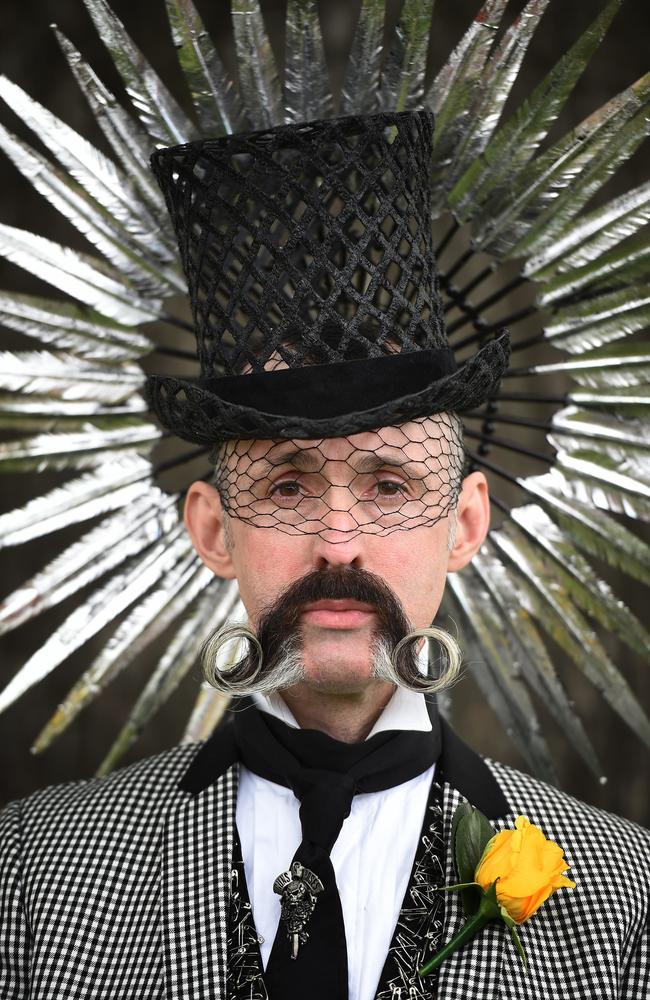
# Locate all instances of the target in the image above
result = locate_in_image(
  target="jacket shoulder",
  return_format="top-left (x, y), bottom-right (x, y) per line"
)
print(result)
top-left (486, 757), bottom-right (650, 899)
top-left (4, 742), bottom-right (207, 851)
top-left (487, 756), bottom-right (650, 845)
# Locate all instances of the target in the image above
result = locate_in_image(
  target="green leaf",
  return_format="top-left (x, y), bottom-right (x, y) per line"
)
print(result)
top-left (453, 805), bottom-right (497, 915)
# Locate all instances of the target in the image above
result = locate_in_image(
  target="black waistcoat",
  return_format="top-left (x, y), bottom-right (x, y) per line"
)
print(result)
top-left (225, 765), bottom-right (446, 1000)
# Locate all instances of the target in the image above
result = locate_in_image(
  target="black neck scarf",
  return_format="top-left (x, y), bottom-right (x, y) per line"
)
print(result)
top-left (232, 698), bottom-right (442, 1000)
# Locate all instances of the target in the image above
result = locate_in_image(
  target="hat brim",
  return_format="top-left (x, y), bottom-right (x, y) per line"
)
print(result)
top-left (145, 332), bottom-right (510, 444)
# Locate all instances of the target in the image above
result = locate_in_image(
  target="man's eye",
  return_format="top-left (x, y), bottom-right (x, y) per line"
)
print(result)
top-left (376, 480), bottom-right (408, 496)
top-left (270, 481), bottom-right (302, 497)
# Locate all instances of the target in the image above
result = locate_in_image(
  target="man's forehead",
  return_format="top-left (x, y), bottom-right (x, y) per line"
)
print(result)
top-left (231, 415), bottom-right (455, 465)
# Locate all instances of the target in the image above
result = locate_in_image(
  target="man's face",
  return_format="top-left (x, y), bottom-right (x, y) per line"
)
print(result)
top-left (186, 415), bottom-right (489, 695)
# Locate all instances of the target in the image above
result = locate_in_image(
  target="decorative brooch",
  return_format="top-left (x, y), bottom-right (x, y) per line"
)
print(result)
top-left (419, 804), bottom-right (576, 975)
top-left (273, 861), bottom-right (324, 959)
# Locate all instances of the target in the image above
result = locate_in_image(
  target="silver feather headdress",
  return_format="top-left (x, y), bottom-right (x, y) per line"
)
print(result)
top-left (0, 0), bottom-right (648, 785)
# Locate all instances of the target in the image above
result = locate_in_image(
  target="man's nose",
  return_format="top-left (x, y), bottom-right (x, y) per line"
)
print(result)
top-left (310, 507), bottom-right (365, 568)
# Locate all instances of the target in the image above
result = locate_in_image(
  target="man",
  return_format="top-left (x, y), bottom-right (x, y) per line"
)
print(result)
top-left (1, 110), bottom-right (648, 1000)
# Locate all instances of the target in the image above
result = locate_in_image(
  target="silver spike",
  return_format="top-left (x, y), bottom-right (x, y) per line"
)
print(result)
top-left (0, 224), bottom-right (163, 325)
top-left (552, 406), bottom-right (650, 447)
top-left (449, 0), bottom-right (621, 222)
top-left (491, 523), bottom-right (650, 748)
top-left (0, 350), bottom-right (144, 403)
top-left (429, 0), bottom-right (507, 150)
top-left (231, 0), bottom-right (283, 129)
top-left (527, 178), bottom-right (650, 282)
top-left (379, 0), bottom-right (433, 112)
top-left (166, 0), bottom-right (247, 135)
top-left (53, 27), bottom-right (160, 182)
top-left (521, 470), bottom-right (650, 585)
top-left (0, 123), bottom-right (182, 296)
top-left (83, 0), bottom-right (197, 146)
top-left (542, 285), bottom-right (650, 354)
top-left (476, 72), bottom-right (650, 258)
top-left (0, 492), bottom-right (178, 635)
top-left (32, 555), bottom-right (212, 752)
top-left (513, 348), bottom-right (650, 389)
top-left (0, 78), bottom-right (178, 275)
top-left (511, 504), bottom-right (650, 659)
top-left (552, 449), bottom-right (650, 520)
top-left (0, 523), bottom-right (191, 716)
top-left (182, 685), bottom-right (232, 744)
top-left (94, 582), bottom-right (237, 774)
top-left (0, 426), bottom-right (161, 473)
top-left (340, 0), bottom-right (384, 116)
top-left (285, 0), bottom-right (333, 122)
top-left (447, 569), bottom-right (558, 783)
top-left (472, 543), bottom-right (602, 778)
top-left (0, 291), bottom-right (152, 361)
top-left (0, 454), bottom-right (153, 547)
top-left (432, 0), bottom-right (549, 202)
top-left (0, 394), bottom-right (147, 432)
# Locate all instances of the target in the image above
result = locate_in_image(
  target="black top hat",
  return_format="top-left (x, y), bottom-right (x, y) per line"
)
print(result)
top-left (146, 110), bottom-right (510, 444)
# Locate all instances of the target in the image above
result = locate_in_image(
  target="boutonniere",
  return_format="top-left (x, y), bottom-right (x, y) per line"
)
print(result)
top-left (419, 804), bottom-right (576, 976)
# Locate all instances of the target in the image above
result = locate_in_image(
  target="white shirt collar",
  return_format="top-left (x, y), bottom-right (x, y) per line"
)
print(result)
top-left (252, 685), bottom-right (431, 739)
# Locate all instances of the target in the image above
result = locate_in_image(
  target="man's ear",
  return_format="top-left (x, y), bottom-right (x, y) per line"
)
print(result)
top-left (183, 480), bottom-right (237, 579)
top-left (447, 470), bottom-right (490, 572)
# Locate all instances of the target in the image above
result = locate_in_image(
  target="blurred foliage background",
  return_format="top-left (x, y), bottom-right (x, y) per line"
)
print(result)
top-left (0, 0), bottom-right (648, 826)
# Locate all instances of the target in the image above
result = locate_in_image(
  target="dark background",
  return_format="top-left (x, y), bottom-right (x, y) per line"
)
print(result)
top-left (1, 0), bottom-right (648, 825)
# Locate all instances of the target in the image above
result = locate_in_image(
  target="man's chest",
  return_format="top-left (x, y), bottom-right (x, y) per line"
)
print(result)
top-left (234, 764), bottom-right (444, 1000)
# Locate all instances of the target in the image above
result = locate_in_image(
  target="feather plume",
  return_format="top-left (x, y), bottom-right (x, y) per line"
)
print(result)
top-left (0, 291), bottom-right (152, 361)
top-left (166, 0), bottom-right (247, 135)
top-left (0, 224), bottom-right (162, 325)
top-left (0, 492), bottom-right (179, 636)
top-left (285, 0), bottom-right (333, 122)
top-left (231, 0), bottom-right (283, 129)
top-left (94, 581), bottom-right (239, 772)
top-left (82, 0), bottom-right (197, 145)
top-left (0, 454), bottom-right (153, 547)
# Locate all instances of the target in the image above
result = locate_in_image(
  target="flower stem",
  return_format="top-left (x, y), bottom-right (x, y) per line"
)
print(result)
top-left (418, 913), bottom-right (490, 976)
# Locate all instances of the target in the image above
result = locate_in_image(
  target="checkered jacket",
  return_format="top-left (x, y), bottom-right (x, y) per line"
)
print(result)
top-left (1, 721), bottom-right (648, 999)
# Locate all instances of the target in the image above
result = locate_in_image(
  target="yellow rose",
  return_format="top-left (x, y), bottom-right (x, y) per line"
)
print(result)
top-left (474, 815), bottom-right (576, 924)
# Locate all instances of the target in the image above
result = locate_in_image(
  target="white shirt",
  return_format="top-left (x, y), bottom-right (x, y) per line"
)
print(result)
top-left (236, 687), bottom-right (435, 1000)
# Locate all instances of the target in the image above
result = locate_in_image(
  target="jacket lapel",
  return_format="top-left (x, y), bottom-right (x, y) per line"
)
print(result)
top-left (161, 762), bottom-right (239, 1000)
top-left (436, 720), bottom-right (510, 1000)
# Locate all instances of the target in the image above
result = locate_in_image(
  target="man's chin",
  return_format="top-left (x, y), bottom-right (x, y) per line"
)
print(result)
top-left (282, 663), bottom-right (389, 697)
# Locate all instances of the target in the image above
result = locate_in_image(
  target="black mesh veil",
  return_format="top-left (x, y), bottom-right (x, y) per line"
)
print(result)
top-left (210, 414), bottom-right (465, 541)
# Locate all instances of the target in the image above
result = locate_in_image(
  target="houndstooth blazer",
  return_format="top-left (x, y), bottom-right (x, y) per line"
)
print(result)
top-left (1, 718), bottom-right (648, 999)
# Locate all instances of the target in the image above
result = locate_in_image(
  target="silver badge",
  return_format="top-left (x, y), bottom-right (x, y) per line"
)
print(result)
top-left (273, 861), bottom-right (324, 959)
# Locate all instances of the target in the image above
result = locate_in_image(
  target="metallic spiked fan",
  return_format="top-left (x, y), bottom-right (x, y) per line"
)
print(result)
top-left (0, 0), bottom-right (648, 784)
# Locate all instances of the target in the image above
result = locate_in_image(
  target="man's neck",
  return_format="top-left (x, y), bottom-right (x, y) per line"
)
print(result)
top-left (278, 681), bottom-right (396, 743)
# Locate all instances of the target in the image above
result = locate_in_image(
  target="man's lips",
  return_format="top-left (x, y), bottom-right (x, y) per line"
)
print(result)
top-left (301, 599), bottom-right (376, 629)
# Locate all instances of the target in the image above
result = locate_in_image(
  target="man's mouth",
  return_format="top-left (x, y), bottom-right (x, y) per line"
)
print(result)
top-left (301, 599), bottom-right (376, 630)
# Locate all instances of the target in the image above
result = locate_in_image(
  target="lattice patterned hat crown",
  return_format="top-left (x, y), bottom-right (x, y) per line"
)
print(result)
top-left (146, 110), bottom-right (510, 443)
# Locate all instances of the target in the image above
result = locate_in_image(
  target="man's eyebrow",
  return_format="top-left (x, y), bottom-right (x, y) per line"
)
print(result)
top-left (257, 446), bottom-right (323, 472)
top-left (351, 450), bottom-right (426, 476)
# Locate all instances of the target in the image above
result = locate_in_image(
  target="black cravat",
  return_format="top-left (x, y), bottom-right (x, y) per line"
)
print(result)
top-left (233, 699), bottom-right (441, 1000)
